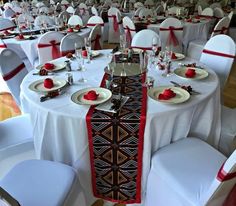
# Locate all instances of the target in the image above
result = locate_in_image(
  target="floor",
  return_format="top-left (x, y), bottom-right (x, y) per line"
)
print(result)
top-left (0, 43), bottom-right (235, 206)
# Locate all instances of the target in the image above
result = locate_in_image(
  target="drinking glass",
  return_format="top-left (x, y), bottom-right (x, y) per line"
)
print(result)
top-left (119, 33), bottom-right (127, 61)
top-left (62, 15), bottom-right (67, 26)
top-left (162, 46), bottom-right (173, 77)
top-left (75, 42), bottom-right (87, 82)
top-left (152, 36), bottom-right (159, 55)
top-left (84, 37), bottom-right (92, 63)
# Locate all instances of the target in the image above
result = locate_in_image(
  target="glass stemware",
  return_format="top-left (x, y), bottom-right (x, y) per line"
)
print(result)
top-left (84, 37), bottom-right (92, 63)
top-left (119, 33), bottom-right (127, 61)
top-left (75, 42), bottom-right (87, 83)
top-left (162, 46), bottom-right (173, 77)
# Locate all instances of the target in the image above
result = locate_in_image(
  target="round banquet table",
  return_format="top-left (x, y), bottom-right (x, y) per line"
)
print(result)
top-left (20, 50), bottom-right (221, 206)
top-left (2, 28), bottom-right (91, 68)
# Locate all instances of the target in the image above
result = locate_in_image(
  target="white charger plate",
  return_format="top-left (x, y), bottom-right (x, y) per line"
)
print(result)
top-left (172, 53), bottom-right (185, 61)
top-left (174, 67), bottom-right (208, 80)
top-left (29, 78), bottom-right (67, 93)
top-left (148, 86), bottom-right (190, 104)
top-left (36, 61), bottom-right (66, 72)
top-left (71, 87), bottom-right (112, 105)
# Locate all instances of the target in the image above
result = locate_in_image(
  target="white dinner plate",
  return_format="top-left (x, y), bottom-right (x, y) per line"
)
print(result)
top-left (36, 61), bottom-right (66, 72)
top-left (91, 51), bottom-right (100, 57)
top-left (171, 53), bottom-right (185, 61)
top-left (71, 87), bottom-right (112, 105)
top-left (29, 78), bottom-right (67, 93)
top-left (148, 86), bottom-right (190, 104)
top-left (174, 67), bottom-right (208, 80)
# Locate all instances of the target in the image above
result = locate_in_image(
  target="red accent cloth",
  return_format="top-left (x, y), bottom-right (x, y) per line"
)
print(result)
top-left (217, 163), bottom-right (236, 182)
top-left (87, 23), bottom-right (104, 27)
top-left (124, 26), bottom-right (133, 47)
top-left (108, 15), bottom-right (118, 32)
top-left (0, 44), bottom-right (7, 48)
top-left (213, 26), bottom-right (229, 34)
top-left (131, 46), bottom-right (152, 51)
top-left (91, 34), bottom-right (101, 50)
top-left (159, 26), bottom-right (183, 47)
top-left (202, 49), bottom-right (235, 59)
top-left (0, 26), bottom-right (16, 32)
top-left (3, 63), bottom-right (25, 81)
top-left (38, 40), bottom-right (61, 59)
top-left (61, 49), bottom-right (75, 56)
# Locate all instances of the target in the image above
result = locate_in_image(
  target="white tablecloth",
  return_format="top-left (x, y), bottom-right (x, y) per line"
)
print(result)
top-left (3, 28), bottom-right (91, 68)
top-left (20, 50), bottom-right (221, 206)
top-left (147, 19), bottom-right (213, 53)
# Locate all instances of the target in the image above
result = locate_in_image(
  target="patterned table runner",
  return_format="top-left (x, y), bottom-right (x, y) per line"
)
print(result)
top-left (86, 54), bottom-right (147, 204)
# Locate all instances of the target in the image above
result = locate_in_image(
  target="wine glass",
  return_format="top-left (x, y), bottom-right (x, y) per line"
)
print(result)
top-left (162, 46), bottom-right (173, 77)
top-left (119, 33), bottom-right (127, 61)
top-left (84, 37), bottom-right (92, 63)
top-left (152, 36), bottom-right (159, 56)
top-left (75, 42), bottom-right (87, 83)
top-left (62, 15), bottom-right (67, 27)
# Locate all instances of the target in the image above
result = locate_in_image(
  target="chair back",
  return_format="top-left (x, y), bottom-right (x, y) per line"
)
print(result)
top-left (213, 7), bottom-right (224, 19)
top-left (134, 2), bottom-right (144, 9)
top-left (87, 16), bottom-right (104, 34)
top-left (134, 7), bottom-right (143, 17)
top-left (17, 14), bottom-right (34, 25)
top-left (131, 29), bottom-right (160, 51)
top-left (201, 7), bottom-right (214, 16)
top-left (144, 0), bottom-right (154, 8)
top-left (0, 18), bottom-right (15, 32)
top-left (3, 8), bottom-right (15, 19)
top-left (139, 8), bottom-right (153, 19)
top-left (66, 6), bottom-right (75, 14)
top-left (34, 15), bottom-right (55, 28)
top-left (91, 6), bottom-right (99, 16)
top-left (68, 15), bottom-right (83, 26)
top-left (0, 48), bottom-right (28, 106)
top-left (198, 5), bottom-right (202, 15)
top-left (108, 7), bottom-right (121, 43)
top-left (155, 5), bottom-right (164, 15)
top-left (201, 150), bottom-right (236, 205)
top-left (37, 31), bottom-right (64, 64)
top-left (159, 17), bottom-right (183, 53)
top-left (228, 11), bottom-right (234, 21)
top-left (123, 16), bottom-right (136, 48)
top-left (60, 33), bottom-right (84, 56)
top-left (58, 11), bottom-right (70, 24)
top-left (210, 2), bottom-right (222, 9)
top-left (211, 17), bottom-right (230, 38)
top-left (89, 24), bottom-right (103, 50)
top-left (200, 34), bottom-right (235, 89)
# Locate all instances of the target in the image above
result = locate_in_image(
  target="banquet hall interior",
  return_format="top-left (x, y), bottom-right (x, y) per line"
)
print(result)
top-left (0, 0), bottom-right (236, 206)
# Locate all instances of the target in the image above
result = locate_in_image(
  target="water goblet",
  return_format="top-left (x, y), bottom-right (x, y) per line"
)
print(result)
top-left (75, 42), bottom-right (87, 83)
top-left (84, 37), bottom-right (92, 63)
top-left (119, 33), bottom-right (127, 61)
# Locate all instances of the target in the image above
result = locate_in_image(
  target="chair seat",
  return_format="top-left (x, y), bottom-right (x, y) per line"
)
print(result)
top-left (146, 138), bottom-right (226, 206)
top-left (187, 39), bottom-right (207, 61)
top-left (0, 160), bottom-right (79, 206)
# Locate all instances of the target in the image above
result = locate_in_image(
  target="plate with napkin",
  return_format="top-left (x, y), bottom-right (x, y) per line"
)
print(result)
top-left (148, 86), bottom-right (190, 104)
top-left (71, 87), bottom-right (112, 105)
top-left (174, 67), bottom-right (208, 80)
top-left (36, 61), bottom-right (67, 72)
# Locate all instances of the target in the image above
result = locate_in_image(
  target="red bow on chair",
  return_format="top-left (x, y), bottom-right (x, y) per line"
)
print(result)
top-left (38, 40), bottom-right (61, 59)
top-left (92, 34), bottom-right (101, 50)
top-left (87, 23), bottom-right (104, 27)
top-left (108, 15), bottom-right (118, 32)
top-left (217, 162), bottom-right (236, 182)
top-left (124, 26), bottom-right (135, 47)
top-left (160, 26), bottom-right (183, 47)
top-left (213, 26), bottom-right (229, 34)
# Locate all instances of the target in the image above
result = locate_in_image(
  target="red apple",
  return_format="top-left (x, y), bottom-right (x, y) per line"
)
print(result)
top-left (44, 78), bottom-right (54, 89)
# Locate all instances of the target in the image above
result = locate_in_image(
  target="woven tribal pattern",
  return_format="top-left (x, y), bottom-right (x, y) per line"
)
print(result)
top-left (86, 61), bottom-right (147, 203)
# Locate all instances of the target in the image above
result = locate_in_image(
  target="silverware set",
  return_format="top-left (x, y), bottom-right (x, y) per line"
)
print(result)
top-left (170, 81), bottom-right (201, 95)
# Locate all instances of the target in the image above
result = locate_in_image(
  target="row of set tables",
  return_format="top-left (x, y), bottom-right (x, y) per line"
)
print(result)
top-left (20, 49), bottom-right (221, 205)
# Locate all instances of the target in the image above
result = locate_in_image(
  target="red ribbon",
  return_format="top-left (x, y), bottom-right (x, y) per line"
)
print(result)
top-left (217, 163), bottom-right (236, 182)
top-left (124, 26), bottom-right (134, 47)
top-left (108, 15), bottom-right (118, 32)
top-left (91, 34), bottom-right (101, 50)
top-left (0, 26), bottom-right (16, 32)
top-left (0, 44), bottom-right (7, 48)
top-left (213, 26), bottom-right (229, 34)
top-left (202, 49), bottom-right (235, 59)
top-left (38, 40), bottom-right (61, 59)
top-left (160, 26), bottom-right (183, 47)
top-left (87, 23), bottom-right (104, 27)
top-left (131, 46), bottom-right (152, 51)
top-left (3, 63), bottom-right (25, 81)
top-left (61, 49), bottom-right (75, 56)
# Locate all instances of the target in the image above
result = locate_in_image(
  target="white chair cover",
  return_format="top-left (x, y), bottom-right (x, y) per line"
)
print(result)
top-left (228, 11), bottom-right (234, 21)
top-left (214, 7), bottom-right (224, 19)
top-left (122, 16), bottom-right (136, 48)
top-left (34, 15), bottom-right (55, 28)
top-left (138, 8), bottom-right (153, 19)
top-left (0, 159), bottom-right (86, 206)
top-left (108, 7), bottom-right (121, 43)
top-left (17, 14), bottom-right (34, 25)
top-left (144, 0), bottom-right (154, 8)
top-left (87, 16), bottom-right (105, 40)
top-left (68, 15), bottom-right (83, 26)
top-left (155, 5), bottom-right (164, 15)
top-left (60, 33), bottom-right (84, 56)
top-left (159, 17), bottom-right (183, 53)
top-left (146, 137), bottom-right (236, 206)
top-left (37, 31), bottom-right (64, 65)
top-left (89, 24), bottom-right (103, 50)
top-left (66, 6), bottom-right (75, 14)
top-left (134, 2), bottom-right (144, 9)
top-left (91, 6), bottom-right (99, 16)
top-left (201, 7), bottom-right (214, 16)
top-left (131, 29), bottom-right (160, 51)
top-left (0, 114), bottom-right (33, 160)
top-left (0, 48), bottom-right (28, 106)
top-left (187, 17), bottom-right (231, 61)
top-left (58, 11), bottom-right (70, 24)
top-left (3, 8), bottom-right (16, 19)
top-left (210, 2), bottom-right (222, 9)
top-left (0, 18), bottom-right (15, 32)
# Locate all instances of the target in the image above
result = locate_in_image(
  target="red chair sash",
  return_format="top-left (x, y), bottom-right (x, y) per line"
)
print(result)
top-left (0, 44), bottom-right (7, 48)
top-left (202, 49), bottom-right (235, 59)
top-left (213, 26), bottom-right (229, 34)
top-left (91, 34), bottom-right (101, 50)
top-left (3, 63), bottom-right (25, 81)
top-left (108, 15), bottom-right (118, 32)
top-left (61, 49), bottom-right (75, 56)
top-left (0, 26), bottom-right (16, 32)
top-left (159, 26), bottom-right (183, 47)
top-left (131, 46), bottom-right (152, 51)
top-left (217, 163), bottom-right (236, 182)
top-left (87, 23), bottom-right (104, 27)
top-left (124, 26), bottom-right (133, 46)
top-left (38, 40), bottom-right (61, 59)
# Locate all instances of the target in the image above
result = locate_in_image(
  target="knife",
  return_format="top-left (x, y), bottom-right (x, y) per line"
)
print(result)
top-left (170, 81), bottom-right (201, 95)
top-left (40, 90), bottom-right (65, 102)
